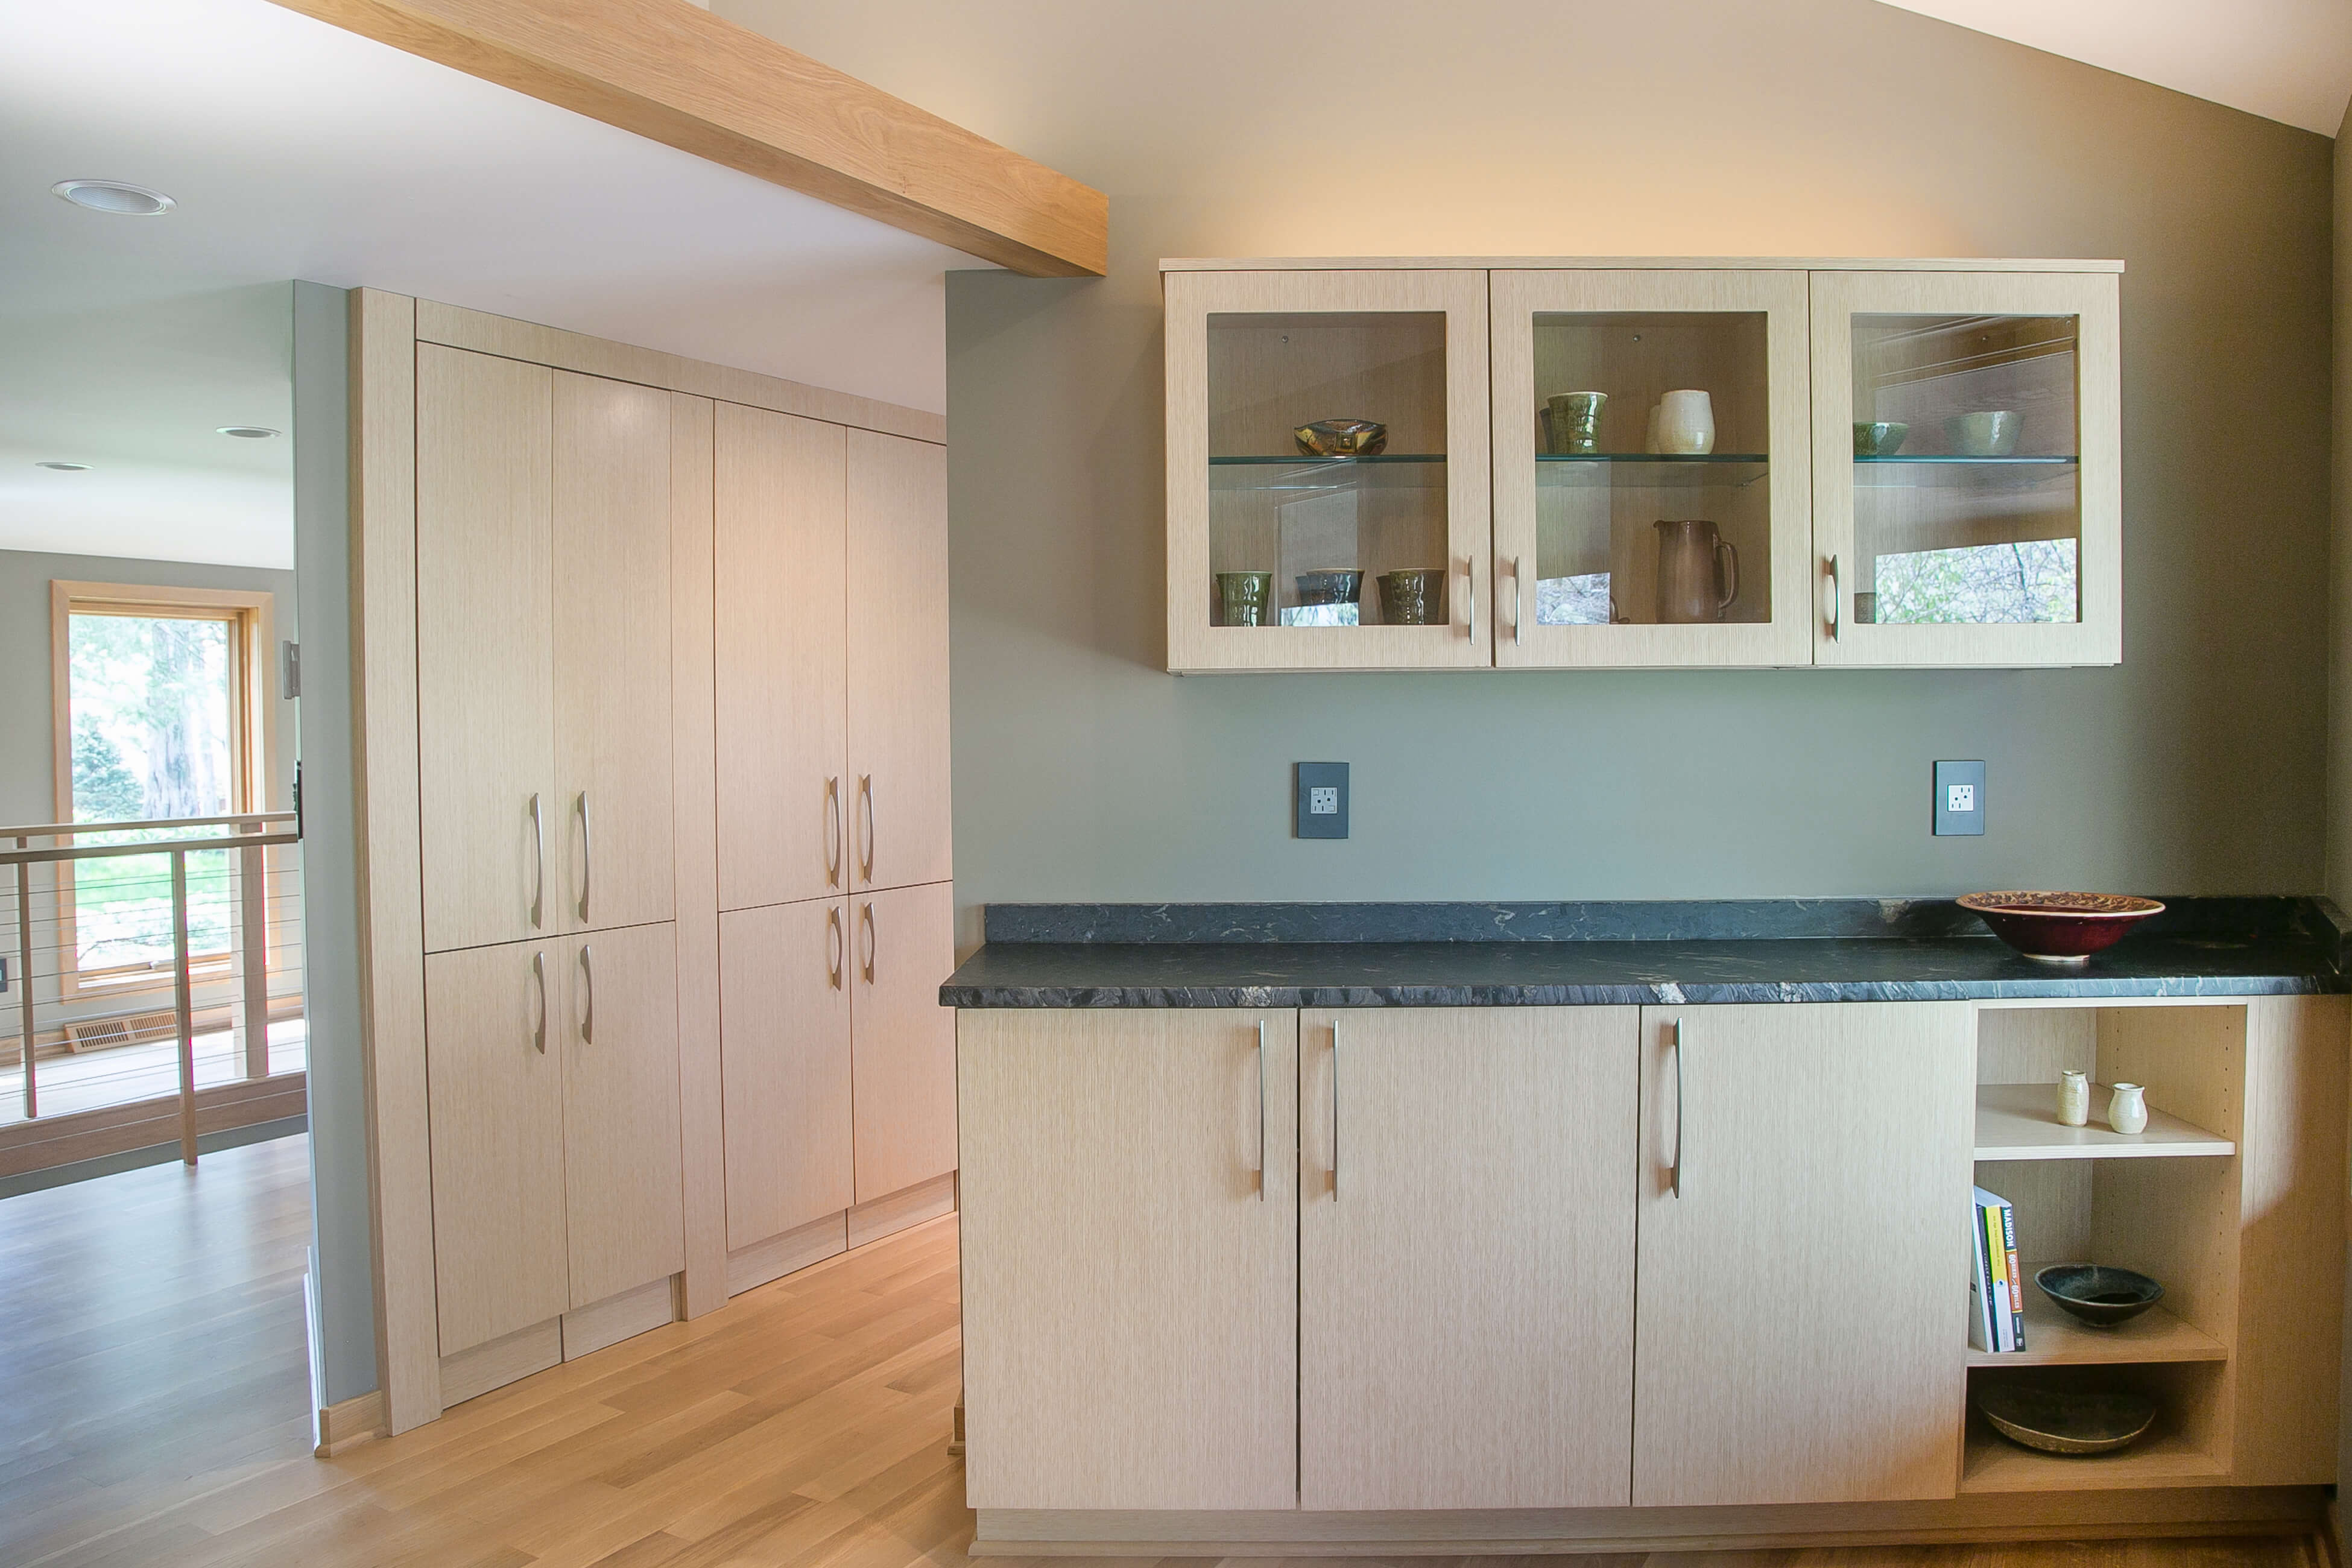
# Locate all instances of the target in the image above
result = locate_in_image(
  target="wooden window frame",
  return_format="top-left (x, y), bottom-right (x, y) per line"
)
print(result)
top-left (49, 580), bottom-right (279, 999)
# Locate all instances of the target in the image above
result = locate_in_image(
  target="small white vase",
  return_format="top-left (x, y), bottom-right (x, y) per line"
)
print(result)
top-left (1656, 389), bottom-right (1716, 455)
top-left (2107, 1082), bottom-right (2148, 1136)
top-left (2057, 1070), bottom-right (2090, 1128)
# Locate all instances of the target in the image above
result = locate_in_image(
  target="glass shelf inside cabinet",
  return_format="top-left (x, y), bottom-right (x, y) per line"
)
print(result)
top-left (1848, 312), bottom-right (2083, 627)
top-left (1205, 308), bottom-right (1452, 629)
top-left (1524, 309), bottom-right (1773, 627)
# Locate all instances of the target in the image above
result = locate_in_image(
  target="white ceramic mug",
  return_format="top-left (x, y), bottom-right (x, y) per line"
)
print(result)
top-left (1656, 389), bottom-right (1715, 455)
top-left (2107, 1082), bottom-right (2148, 1136)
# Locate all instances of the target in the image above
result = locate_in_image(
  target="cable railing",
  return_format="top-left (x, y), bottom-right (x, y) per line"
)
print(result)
top-left (2, 811), bottom-right (303, 1163)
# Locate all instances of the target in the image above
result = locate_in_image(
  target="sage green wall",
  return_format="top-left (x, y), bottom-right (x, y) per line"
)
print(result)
top-left (721, 0), bottom-right (2335, 932)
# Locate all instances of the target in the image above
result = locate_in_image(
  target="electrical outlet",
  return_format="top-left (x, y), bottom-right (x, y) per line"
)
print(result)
top-left (1934, 759), bottom-right (1986, 836)
top-left (1295, 762), bottom-right (1348, 839)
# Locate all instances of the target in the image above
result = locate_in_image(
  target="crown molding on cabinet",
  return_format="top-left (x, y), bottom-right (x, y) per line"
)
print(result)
top-left (1160, 256), bottom-right (2126, 273)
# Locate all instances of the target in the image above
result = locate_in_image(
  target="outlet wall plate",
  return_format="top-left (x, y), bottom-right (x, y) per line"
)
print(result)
top-left (1295, 761), bottom-right (1348, 839)
top-left (1935, 759), bottom-right (1986, 836)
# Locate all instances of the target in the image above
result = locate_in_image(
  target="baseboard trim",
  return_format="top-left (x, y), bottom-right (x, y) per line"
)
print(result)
top-left (314, 1389), bottom-right (386, 1457)
top-left (562, 1275), bottom-right (678, 1361)
top-left (972, 1487), bottom-right (2328, 1557)
top-left (847, 1171), bottom-right (955, 1248)
top-left (727, 1212), bottom-right (849, 1297)
top-left (439, 1318), bottom-right (561, 1408)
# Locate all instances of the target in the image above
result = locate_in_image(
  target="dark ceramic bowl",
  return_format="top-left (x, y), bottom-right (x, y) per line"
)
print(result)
top-left (2036, 1264), bottom-right (2164, 1328)
top-left (1296, 569), bottom-right (1364, 605)
top-left (1294, 418), bottom-right (1388, 458)
top-left (1956, 892), bottom-right (2165, 965)
top-left (1853, 420), bottom-right (1909, 457)
top-left (1976, 1381), bottom-right (2157, 1455)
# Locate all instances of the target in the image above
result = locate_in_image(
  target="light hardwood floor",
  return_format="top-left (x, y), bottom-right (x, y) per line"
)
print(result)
top-left (0, 1136), bottom-right (2328, 1568)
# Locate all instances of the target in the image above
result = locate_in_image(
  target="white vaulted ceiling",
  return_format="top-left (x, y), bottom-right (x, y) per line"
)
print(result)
top-left (1876, 0), bottom-right (2352, 136)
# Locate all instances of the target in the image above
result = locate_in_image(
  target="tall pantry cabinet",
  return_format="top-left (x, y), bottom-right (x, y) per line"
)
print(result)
top-left (393, 305), bottom-right (955, 1420)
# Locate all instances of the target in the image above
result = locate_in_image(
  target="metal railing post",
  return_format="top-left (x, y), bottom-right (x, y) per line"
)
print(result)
top-left (236, 822), bottom-right (269, 1079)
top-left (170, 849), bottom-right (197, 1165)
top-left (14, 836), bottom-right (33, 1120)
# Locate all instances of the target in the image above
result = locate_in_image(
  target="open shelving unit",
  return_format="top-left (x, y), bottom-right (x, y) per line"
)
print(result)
top-left (1959, 1003), bottom-right (2246, 1494)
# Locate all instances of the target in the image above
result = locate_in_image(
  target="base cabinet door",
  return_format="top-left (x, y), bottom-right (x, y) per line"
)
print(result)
top-left (1300, 1007), bottom-right (1637, 1509)
top-left (849, 881), bottom-right (956, 1202)
top-left (425, 940), bottom-right (568, 1356)
top-left (959, 1008), bottom-right (1297, 1511)
top-left (560, 923), bottom-right (685, 1309)
top-left (720, 898), bottom-right (855, 1249)
top-left (1633, 1002), bottom-right (1973, 1506)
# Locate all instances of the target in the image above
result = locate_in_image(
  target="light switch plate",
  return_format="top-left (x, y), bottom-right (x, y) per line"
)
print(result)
top-left (1934, 759), bottom-right (1986, 836)
top-left (1295, 762), bottom-right (1348, 839)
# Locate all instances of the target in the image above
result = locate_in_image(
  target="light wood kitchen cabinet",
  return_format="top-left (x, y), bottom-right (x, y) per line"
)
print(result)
top-left (849, 880), bottom-right (957, 1201)
top-left (959, 1008), bottom-right (1298, 1511)
top-left (719, 897), bottom-right (855, 1250)
top-left (713, 406), bottom-right (847, 912)
top-left (1297, 1007), bottom-right (1637, 1510)
top-left (559, 922), bottom-right (685, 1310)
top-left (1632, 1001), bottom-right (1975, 1506)
top-left (552, 371), bottom-right (675, 932)
top-left (424, 939), bottom-right (568, 1357)
top-left (416, 345), bottom-right (556, 953)
top-left (847, 429), bottom-right (952, 891)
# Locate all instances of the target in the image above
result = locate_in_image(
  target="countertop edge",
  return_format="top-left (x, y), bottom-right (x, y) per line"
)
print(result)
top-left (941, 974), bottom-right (2332, 1008)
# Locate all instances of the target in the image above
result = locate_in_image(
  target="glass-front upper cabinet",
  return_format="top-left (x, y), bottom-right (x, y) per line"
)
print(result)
top-left (1163, 268), bottom-right (1491, 671)
top-left (1489, 271), bottom-right (1813, 668)
top-left (1810, 270), bottom-right (2120, 666)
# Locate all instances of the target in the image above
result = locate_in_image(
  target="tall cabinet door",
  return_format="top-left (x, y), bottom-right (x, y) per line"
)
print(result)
top-left (719, 898), bottom-right (855, 1249)
top-left (714, 406), bottom-right (848, 912)
top-left (846, 429), bottom-right (951, 893)
top-left (560, 923), bottom-right (686, 1309)
top-left (958, 1008), bottom-right (1298, 1511)
top-left (1299, 1007), bottom-right (1637, 1510)
top-left (848, 880), bottom-right (956, 1201)
top-left (552, 371), bottom-right (675, 934)
top-left (1633, 1002), bottom-right (1974, 1506)
top-left (416, 345), bottom-right (555, 952)
top-left (425, 940), bottom-right (567, 1356)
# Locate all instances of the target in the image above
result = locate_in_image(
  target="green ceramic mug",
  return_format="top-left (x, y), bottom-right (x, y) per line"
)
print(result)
top-left (1216, 570), bottom-right (1273, 627)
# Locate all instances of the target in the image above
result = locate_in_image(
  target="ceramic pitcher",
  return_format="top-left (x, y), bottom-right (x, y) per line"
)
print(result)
top-left (1654, 519), bottom-right (1739, 624)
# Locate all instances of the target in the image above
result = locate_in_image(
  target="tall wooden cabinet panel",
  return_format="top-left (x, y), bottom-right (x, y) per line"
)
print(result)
top-left (846, 429), bottom-right (952, 893)
top-left (416, 345), bottom-right (555, 953)
top-left (552, 371), bottom-right (676, 933)
top-left (713, 406), bottom-right (848, 912)
top-left (425, 940), bottom-right (567, 1356)
top-left (1298, 1007), bottom-right (1637, 1510)
top-left (558, 923), bottom-right (686, 1309)
top-left (849, 880), bottom-right (956, 1201)
top-left (719, 898), bottom-right (855, 1249)
top-left (1633, 1002), bottom-right (1974, 1507)
top-left (958, 1008), bottom-right (1298, 1511)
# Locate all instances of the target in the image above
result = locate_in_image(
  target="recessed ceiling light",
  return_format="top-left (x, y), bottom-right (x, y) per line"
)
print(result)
top-left (50, 179), bottom-right (175, 216)
top-left (217, 426), bottom-right (281, 439)
top-left (36, 461), bottom-right (93, 472)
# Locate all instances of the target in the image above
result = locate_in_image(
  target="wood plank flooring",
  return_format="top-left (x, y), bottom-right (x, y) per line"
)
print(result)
top-left (0, 1136), bottom-right (2328, 1568)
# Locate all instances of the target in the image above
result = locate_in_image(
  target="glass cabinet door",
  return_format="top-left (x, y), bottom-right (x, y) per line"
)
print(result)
top-left (1810, 270), bottom-right (2120, 667)
top-left (1164, 268), bottom-right (1491, 671)
top-left (1490, 270), bottom-right (1812, 668)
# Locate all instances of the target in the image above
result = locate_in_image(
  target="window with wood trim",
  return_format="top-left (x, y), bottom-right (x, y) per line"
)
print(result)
top-left (49, 581), bottom-right (276, 996)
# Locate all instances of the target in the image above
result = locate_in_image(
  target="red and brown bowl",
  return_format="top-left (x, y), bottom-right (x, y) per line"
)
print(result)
top-left (1957, 892), bottom-right (2166, 964)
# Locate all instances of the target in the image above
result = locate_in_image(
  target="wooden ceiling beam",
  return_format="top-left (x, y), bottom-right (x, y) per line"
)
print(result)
top-left (267, 0), bottom-right (1107, 278)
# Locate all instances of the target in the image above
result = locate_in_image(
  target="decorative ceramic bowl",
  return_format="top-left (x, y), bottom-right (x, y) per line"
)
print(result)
top-left (1853, 421), bottom-right (1909, 457)
top-left (1295, 569), bottom-right (1364, 605)
top-left (1294, 418), bottom-right (1388, 458)
top-left (1956, 892), bottom-right (2166, 964)
top-left (1977, 1382), bottom-right (2157, 1456)
top-left (2036, 1264), bottom-right (2164, 1329)
top-left (1947, 409), bottom-right (2023, 457)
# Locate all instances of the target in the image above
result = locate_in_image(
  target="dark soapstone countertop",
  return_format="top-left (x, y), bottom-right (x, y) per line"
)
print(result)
top-left (943, 899), bottom-right (2348, 1008)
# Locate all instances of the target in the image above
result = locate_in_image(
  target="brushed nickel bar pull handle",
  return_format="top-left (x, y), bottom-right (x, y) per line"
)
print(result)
top-left (1331, 1017), bottom-right (1341, 1201)
top-left (858, 775), bottom-right (875, 884)
top-left (527, 792), bottom-right (544, 929)
top-left (579, 943), bottom-right (595, 1046)
top-left (1671, 1016), bottom-right (1685, 1200)
top-left (826, 905), bottom-right (844, 990)
top-left (531, 950), bottom-right (547, 1054)
top-left (825, 776), bottom-right (841, 888)
top-left (1254, 1018), bottom-right (1267, 1203)
top-left (859, 900), bottom-right (876, 984)
top-left (1463, 556), bottom-right (1476, 640)
top-left (1512, 555), bottom-right (1524, 647)
top-left (575, 790), bottom-right (592, 925)
top-left (1827, 555), bottom-right (1842, 643)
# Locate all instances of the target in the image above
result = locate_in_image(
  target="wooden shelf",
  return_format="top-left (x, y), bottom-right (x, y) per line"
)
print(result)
top-left (1967, 1288), bottom-right (2226, 1368)
top-left (1959, 1420), bottom-right (2228, 1494)
top-left (1973, 1082), bottom-right (2233, 1162)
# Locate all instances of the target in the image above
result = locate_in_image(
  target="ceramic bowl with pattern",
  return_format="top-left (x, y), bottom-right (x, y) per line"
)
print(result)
top-left (1957, 891), bottom-right (2166, 964)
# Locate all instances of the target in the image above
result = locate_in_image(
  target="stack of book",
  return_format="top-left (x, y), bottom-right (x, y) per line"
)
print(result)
top-left (1971, 1186), bottom-right (2027, 1353)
